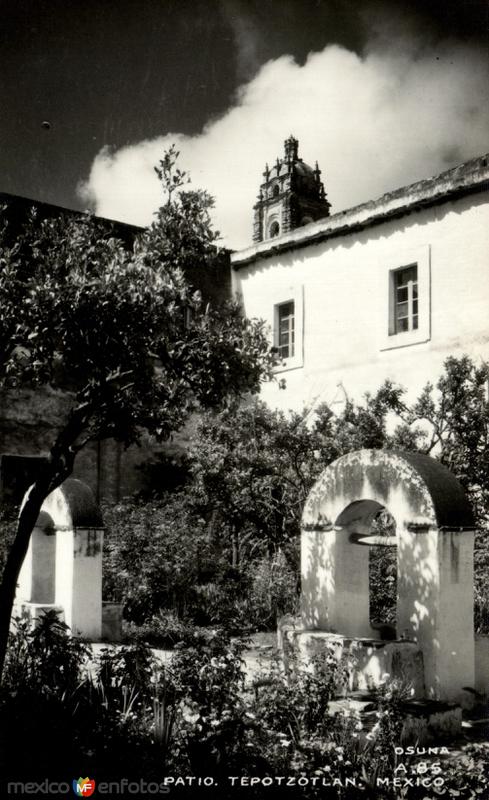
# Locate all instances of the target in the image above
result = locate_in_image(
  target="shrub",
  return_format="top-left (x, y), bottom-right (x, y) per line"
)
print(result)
top-left (123, 610), bottom-right (198, 648)
top-left (102, 494), bottom-right (218, 624)
top-left (168, 629), bottom-right (261, 777)
top-left (3, 610), bottom-right (91, 696)
top-left (0, 613), bottom-right (176, 782)
top-left (1, 618), bottom-right (488, 797)
top-left (249, 551), bottom-right (298, 629)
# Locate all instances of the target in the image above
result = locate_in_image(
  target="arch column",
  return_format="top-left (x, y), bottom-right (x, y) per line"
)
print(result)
top-left (301, 525), bottom-right (371, 638)
top-left (397, 522), bottom-right (475, 701)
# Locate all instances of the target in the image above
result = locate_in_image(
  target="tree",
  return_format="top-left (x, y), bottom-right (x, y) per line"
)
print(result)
top-left (181, 360), bottom-right (489, 630)
top-left (390, 355), bottom-right (489, 523)
top-left (0, 149), bottom-right (272, 677)
top-left (97, 356), bottom-right (489, 634)
top-left (187, 386), bottom-right (403, 569)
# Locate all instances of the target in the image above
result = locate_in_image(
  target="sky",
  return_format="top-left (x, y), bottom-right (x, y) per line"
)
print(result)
top-left (1, 0), bottom-right (488, 249)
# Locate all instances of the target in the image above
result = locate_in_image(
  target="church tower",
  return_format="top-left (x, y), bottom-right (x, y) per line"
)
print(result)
top-left (253, 136), bottom-right (331, 243)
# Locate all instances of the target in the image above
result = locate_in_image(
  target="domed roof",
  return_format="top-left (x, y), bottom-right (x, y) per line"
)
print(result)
top-left (34, 478), bottom-right (104, 531)
top-left (294, 160), bottom-right (315, 177)
top-left (61, 479), bottom-right (104, 527)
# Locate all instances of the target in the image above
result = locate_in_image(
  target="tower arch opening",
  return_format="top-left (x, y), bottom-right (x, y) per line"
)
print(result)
top-left (269, 220), bottom-right (280, 238)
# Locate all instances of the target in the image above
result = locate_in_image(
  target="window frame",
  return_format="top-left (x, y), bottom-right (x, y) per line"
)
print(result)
top-left (276, 300), bottom-right (295, 360)
top-left (380, 245), bottom-right (431, 351)
top-left (391, 263), bottom-right (418, 335)
top-left (273, 285), bottom-right (304, 372)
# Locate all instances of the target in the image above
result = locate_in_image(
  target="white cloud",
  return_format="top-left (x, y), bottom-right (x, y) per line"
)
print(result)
top-left (80, 38), bottom-right (489, 250)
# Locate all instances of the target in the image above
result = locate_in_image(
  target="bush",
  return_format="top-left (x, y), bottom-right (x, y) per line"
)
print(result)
top-left (1, 617), bottom-right (488, 797)
top-left (249, 552), bottom-right (298, 629)
top-left (0, 613), bottom-right (176, 781)
top-left (102, 494), bottom-right (218, 624)
top-left (103, 495), bottom-right (300, 635)
top-left (3, 610), bottom-right (91, 696)
top-left (474, 529), bottom-right (489, 634)
top-left (123, 610), bottom-right (198, 648)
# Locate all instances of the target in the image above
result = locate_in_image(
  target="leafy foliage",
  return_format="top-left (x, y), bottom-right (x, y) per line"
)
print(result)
top-left (102, 495), bottom-right (297, 633)
top-left (101, 356), bottom-right (489, 635)
top-left (0, 213), bottom-right (271, 451)
top-left (102, 495), bottom-right (214, 623)
top-left (392, 355), bottom-right (489, 522)
top-left (3, 611), bottom-right (91, 697)
top-left (0, 147), bottom-right (273, 677)
top-left (1, 615), bottom-right (488, 797)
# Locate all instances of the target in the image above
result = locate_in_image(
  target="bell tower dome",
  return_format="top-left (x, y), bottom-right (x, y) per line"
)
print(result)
top-left (252, 136), bottom-right (331, 243)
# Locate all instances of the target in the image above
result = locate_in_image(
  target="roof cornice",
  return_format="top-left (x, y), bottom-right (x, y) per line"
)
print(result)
top-left (231, 153), bottom-right (489, 269)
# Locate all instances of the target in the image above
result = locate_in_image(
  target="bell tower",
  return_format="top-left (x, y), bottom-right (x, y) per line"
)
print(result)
top-left (253, 136), bottom-right (331, 243)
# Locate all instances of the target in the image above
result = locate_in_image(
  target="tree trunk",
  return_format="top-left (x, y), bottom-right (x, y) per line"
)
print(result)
top-left (0, 402), bottom-right (90, 681)
top-left (0, 476), bottom-right (53, 680)
top-left (231, 529), bottom-right (240, 568)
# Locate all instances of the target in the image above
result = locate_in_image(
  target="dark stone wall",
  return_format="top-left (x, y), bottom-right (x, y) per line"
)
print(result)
top-left (0, 386), bottom-right (195, 505)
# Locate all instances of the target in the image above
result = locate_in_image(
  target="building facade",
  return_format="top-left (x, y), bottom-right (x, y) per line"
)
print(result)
top-left (232, 146), bottom-right (489, 414)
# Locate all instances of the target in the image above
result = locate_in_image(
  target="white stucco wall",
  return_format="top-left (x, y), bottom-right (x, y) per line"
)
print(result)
top-left (233, 192), bottom-right (489, 413)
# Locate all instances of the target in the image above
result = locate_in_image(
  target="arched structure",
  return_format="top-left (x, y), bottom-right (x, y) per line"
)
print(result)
top-left (15, 479), bottom-right (104, 639)
top-left (300, 449), bottom-right (476, 703)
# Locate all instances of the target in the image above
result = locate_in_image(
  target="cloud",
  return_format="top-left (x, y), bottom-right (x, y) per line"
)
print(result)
top-left (80, 36), bottom-right (489, 250)
top-left (218, 0), bottom-right (263, 81)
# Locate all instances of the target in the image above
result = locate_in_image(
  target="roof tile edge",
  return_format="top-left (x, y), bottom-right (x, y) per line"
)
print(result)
top-left (232, 153), bottom-right (489, 268)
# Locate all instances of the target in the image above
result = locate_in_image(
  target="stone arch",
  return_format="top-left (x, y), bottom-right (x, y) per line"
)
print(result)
top-left (38, 478), bottom-right (104, 530)
top-left (16, 478), bottom-right (104, 639)
top-left (300, 449), bottom-right (476, 701)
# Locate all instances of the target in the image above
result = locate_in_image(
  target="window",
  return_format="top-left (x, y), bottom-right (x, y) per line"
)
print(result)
top-left (269, 220), bottom-right (280, 238)
top-left (380, 245), bottom-right (430, 352)
top-left (276, 301), bottom-right (295, 359)
top-left (272, 285), bottom-right (303, 371)
top-left (392, 264), bottom-right (418, 334)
